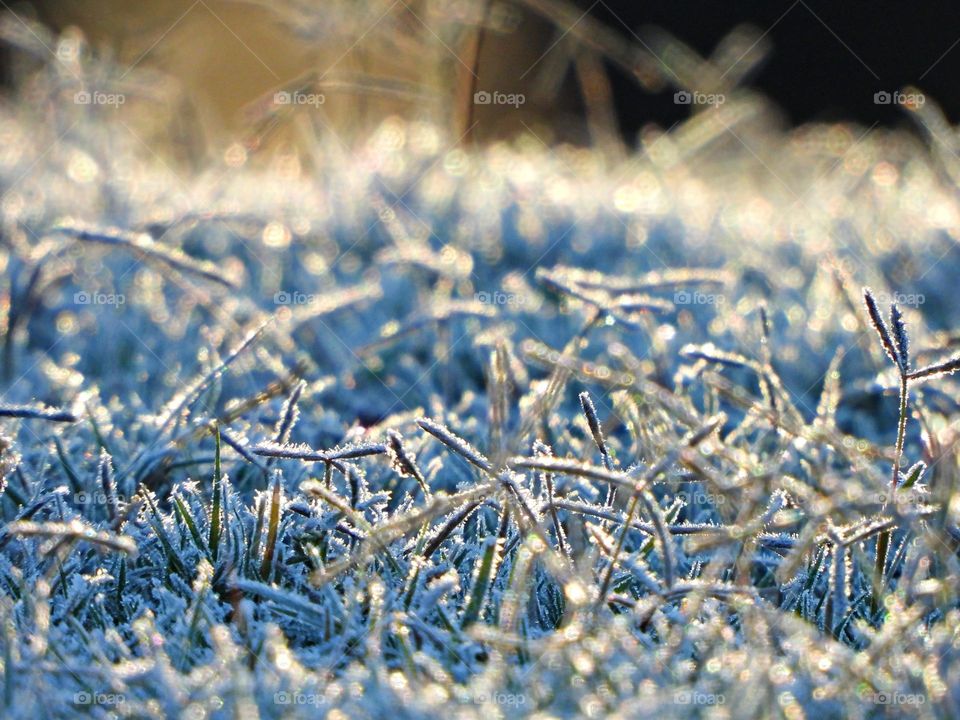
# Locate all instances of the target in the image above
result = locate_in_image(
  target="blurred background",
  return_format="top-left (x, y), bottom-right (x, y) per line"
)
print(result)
top-left (4, 1), bottom-right (959, 159)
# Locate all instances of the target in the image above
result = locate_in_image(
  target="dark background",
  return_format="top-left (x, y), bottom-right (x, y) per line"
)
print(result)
top-left (595, 0), bottom-right (960, 132)
top-left (11, 0), bottom-right (960, 140)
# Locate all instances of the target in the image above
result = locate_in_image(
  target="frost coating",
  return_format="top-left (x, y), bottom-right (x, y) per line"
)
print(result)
top-left (2, 21), bottom-right (960, 720)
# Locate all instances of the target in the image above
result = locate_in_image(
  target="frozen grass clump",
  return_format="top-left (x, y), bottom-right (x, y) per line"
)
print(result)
top-left (3, 18), bottom-right (960, 720)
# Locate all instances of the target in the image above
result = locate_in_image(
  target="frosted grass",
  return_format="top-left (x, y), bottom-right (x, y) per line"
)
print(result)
top-left (2, 16), bottom-right (960, 720)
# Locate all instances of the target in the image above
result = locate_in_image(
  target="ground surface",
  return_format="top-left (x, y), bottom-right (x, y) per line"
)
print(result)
top-left (3, 33), bottom-right (960, 720)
